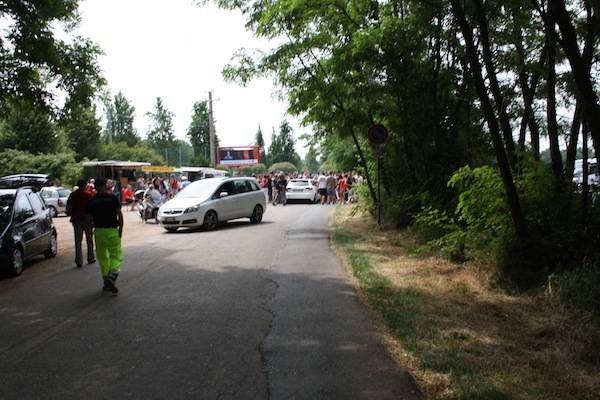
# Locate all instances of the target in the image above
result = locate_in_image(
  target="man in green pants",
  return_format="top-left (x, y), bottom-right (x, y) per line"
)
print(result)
top-left (87, 178), bottom-right (124, 294)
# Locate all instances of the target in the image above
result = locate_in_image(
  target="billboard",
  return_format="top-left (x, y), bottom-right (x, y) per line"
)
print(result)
top-left (218, 146), bottom-right (261, 166)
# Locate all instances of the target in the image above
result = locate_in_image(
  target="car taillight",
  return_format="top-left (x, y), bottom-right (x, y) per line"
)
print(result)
top-left (58, 199), bottom-right (65, 206)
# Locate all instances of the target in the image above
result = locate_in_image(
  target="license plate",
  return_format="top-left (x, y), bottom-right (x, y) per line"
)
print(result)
top-left (163, 217), bottom-right (175, 223)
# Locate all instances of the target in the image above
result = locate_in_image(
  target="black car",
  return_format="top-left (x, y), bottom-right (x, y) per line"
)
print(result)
top-left (0, 176), bottom-right (57, 276)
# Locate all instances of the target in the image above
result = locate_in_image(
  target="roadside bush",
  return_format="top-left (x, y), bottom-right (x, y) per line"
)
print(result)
top-left (98, 142), bottom-right (164, 165)
top-left (412, 206), bottom-right (466, 261)
top-left (268, 162), bottom-right (297, 173)
top-left (548, 260), bottom-right (600, 320)
top-left (0, 149), bottom-right (82, 186)
top-left (239, 166), bottom-right (254, 176)
top-left (252, 163), bottom-right (267, 174)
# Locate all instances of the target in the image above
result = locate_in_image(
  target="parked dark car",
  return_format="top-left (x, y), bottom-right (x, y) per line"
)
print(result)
top-left (0, 175), bottom-right (57, 276)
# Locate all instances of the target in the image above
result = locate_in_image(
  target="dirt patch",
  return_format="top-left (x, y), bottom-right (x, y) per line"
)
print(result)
top-left (332, 208), bottom-right (600, 399)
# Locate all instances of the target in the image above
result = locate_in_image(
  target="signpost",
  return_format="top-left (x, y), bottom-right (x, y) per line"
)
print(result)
top-left (367, 124), bottom-right (389, 226)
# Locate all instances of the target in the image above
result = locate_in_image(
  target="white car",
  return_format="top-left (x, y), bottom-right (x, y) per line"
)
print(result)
top-left (573, 158), bottom-right (599, 186)
top-left (157, 177), bottom-right (266, 232)
top-left (286, 179), bottom-right (318, 203)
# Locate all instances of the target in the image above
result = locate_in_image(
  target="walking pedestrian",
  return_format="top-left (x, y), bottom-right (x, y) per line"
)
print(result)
top-left (317, 173), bottom-right (327, 204)
top-left (273, 173), bottom-right (288, 206)
top-left (326, 172), bottom-right (337, 204)
top-left (66, 179), bottom-right (95, 268)
top-left (267, 174), bottom-right (273, 202)
top-left (87, 178), bottom-right (124, 295)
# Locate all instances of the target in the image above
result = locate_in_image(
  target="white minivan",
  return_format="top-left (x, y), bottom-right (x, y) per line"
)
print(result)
top-left (573, 158), bottom-right (599, 186)
top-left (157, 177), bottom-right (266, 232)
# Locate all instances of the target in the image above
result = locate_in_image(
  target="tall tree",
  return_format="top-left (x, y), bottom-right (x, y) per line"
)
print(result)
top-left (0, 97), bottom-right (58, 154)
top-left (57, 38), bottom-right (105, 160)
top-left (303, 145), bottom-right (320, 173)
top-left (0, 0), bottom-right (79, 106)
top-left (255, 125), bottom-right (268, 165)
top-left (103, 91), bottom-right (139, 146)
top-left (146, 97), bottom-right (175, 155)
top-left (268, 120), bottom-right (301, 166)
top-left (186, 100), bottom-right (211, 162)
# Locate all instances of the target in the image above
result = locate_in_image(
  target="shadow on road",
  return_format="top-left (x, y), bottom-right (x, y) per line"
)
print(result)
top-left (0, 242), bottom-right (421, 400)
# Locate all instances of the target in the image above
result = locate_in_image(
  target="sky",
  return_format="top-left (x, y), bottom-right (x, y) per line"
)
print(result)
top-left (75, 0), bottom-right (307, 155)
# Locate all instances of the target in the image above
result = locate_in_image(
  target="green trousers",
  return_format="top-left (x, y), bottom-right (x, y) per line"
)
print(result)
top-left (94, 227), bottom-right (122, 281)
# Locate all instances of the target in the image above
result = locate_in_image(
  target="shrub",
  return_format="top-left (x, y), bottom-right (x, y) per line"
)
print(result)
top-left (239, 166), bottom-right (254, 176)
top-left (98, 142), bottom-right (164, 165)
top-left (252, 163), bottom-right (267, 174)
top-left (548, 261), bottom-right (600, 319)
top-left (268, 162), bottom-right (297, 173)
top-left (0, 149), bottom-right (82, 187)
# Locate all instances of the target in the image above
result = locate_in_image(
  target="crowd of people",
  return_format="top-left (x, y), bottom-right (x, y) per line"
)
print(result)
top-left (76, 171), bottom-right (364, 210)
top-left (65, 170), bottom-right (363, 296)
top-left (255, 171), bottom-right (363, 206)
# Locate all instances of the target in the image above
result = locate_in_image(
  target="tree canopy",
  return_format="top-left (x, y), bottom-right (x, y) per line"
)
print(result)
top-left (213, 0), bottom-right (600, 284)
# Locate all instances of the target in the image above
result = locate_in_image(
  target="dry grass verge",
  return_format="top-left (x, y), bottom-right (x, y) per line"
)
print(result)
top-left (332, 207), bottom-right (600, 400)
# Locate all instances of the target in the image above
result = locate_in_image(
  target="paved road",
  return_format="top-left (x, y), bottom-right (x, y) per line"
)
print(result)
top-left (0, 204), bottom-right (420, 399)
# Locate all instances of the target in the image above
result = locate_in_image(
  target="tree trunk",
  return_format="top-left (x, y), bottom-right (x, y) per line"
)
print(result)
top-left (565, 102), bottom-right (582, 181)
top-left (516, 46), bottom-right (545, 156)
top-left (549, 0), bottom-right (600, 161)
top-left (473, 0), bottom-right (518, 171)
top-left (582, 119), bottom-right (589, 227)
top-left (348, 122), bottom-right (378, 205)
top-left (451, 0), bottom-right (529, 244)
top-left (545, 25), bottom-right (564, 185)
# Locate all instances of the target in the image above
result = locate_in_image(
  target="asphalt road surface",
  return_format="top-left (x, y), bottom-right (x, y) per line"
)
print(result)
top-left (0, 204), bottom-right (420, 399)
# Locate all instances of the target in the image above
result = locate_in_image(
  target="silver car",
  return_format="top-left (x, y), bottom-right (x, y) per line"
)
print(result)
top-left (40, 186), bottom-right (71, 217)
top-left (157, 177), bottom-right (266, 232)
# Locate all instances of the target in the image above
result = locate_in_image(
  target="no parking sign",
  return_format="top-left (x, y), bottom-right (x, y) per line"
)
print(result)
top-left (367, 124), bottom-right (389, 146)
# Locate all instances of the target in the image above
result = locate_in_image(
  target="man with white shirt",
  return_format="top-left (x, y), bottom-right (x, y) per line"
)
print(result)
top-left (317, 173), bottom-right (327, 205)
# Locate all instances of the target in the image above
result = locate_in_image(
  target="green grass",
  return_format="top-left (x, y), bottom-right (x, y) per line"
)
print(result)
top-left (332, 212), bottom-right (510, 399)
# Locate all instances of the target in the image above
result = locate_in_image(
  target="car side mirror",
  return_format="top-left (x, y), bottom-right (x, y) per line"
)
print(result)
top-left (219, 192), bottom-right (229, 198)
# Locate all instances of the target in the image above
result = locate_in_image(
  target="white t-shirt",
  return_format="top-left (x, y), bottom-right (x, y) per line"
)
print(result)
top-left (318, 175), bottom-right (327, 189)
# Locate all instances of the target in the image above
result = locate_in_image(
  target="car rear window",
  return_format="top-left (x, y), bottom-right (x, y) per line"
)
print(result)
top-left (289, 180), bottom-right (309, 186)
top-left (58, 189), bottom-right (71, 197)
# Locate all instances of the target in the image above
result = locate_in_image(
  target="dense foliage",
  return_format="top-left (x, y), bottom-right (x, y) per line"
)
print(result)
top-left (214, 0), bottom-right (600, 285)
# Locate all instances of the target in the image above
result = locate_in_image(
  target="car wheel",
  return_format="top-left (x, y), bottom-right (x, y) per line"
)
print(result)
top-left (10, 247), bottom-right (24, 276)
top-left (164, 227), bottom-right (178, 233)
top-left (48, 206), bottom-right (57, 218)
top-left (250, 205), bottom-right (263, 224)
top-left (203, 210), bottom-right (218, 231)
top-left (44, 233), bottom-right (58, 258)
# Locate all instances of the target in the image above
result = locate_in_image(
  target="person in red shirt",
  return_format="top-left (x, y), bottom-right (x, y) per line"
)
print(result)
top-left (85, 178), bottom-right (96, 196)
top-left (121, 184), bottom-right (135, 211)
top-left (66, 179), bottom-right (95, 268)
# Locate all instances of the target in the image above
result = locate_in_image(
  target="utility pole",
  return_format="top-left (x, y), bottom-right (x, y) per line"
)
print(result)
top-left (208, 91), bottom-right (216, 167)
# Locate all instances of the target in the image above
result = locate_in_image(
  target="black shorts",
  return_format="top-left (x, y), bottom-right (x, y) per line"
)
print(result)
top-left (318, 188), bottom-right (327, 196)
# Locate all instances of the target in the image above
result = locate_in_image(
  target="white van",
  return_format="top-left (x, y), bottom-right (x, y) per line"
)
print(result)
top-left (573, 158), bottom-right (599, 186)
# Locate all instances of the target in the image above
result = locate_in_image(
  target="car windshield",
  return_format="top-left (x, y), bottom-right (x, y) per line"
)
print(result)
top-left (176, 179), bottom-right (222, 200)
top-left (289, 180), bottom-right (310, 186)
top-left (0, 193), bottom-right (15, 227)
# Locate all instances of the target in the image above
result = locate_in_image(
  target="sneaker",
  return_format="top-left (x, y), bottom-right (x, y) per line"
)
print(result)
top-left (88, 259), bottom-right (96, 264)
top-left (103, 280), bottom-right (119, 295)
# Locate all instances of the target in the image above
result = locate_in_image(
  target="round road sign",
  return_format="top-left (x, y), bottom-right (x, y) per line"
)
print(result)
top-left (367, 124), bottom-right (389, 146)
